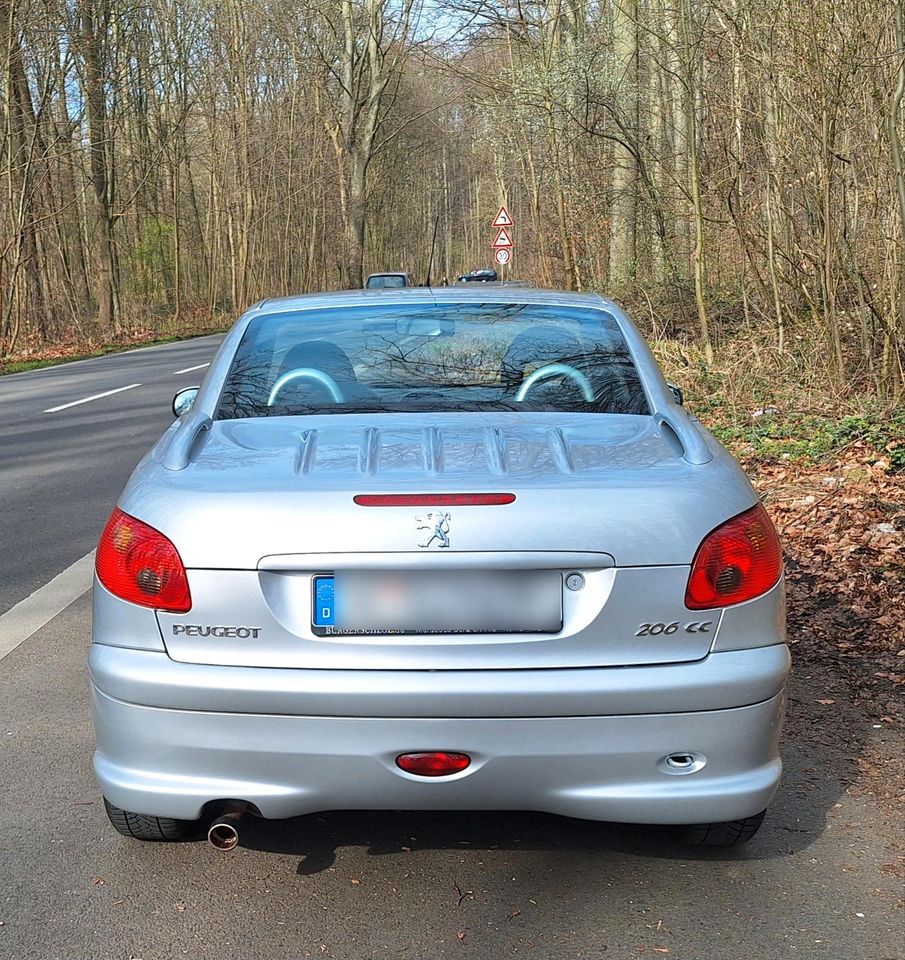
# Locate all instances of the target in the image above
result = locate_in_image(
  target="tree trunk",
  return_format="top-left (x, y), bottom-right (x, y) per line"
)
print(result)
top-left (77, 0), bottom-right (116, 334)
top-left (885, 0), bottom-right (905, 396)
top-left (2, 5), bottom-right (45, 349)
top-left (608, 0), bottom-right (638, 284)
top-left (679, 0), bottom-right (713, 362)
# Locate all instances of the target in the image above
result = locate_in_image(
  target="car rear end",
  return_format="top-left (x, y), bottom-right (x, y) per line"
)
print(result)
top-left (88, 291), bottom-right (789, 844)
top-left (365, 272), bottom-right (412, 289)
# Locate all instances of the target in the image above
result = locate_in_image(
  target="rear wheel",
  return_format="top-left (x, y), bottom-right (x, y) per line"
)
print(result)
top-left (677, 809), bottom-right (766, 847)
top-left (103, 798), bottom-right (197, 842)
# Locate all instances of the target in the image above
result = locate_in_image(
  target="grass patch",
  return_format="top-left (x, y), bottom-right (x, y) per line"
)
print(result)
top-left (2, 352), bottom-right (107, 375)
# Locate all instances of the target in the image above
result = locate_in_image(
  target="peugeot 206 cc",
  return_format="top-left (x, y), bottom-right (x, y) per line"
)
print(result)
top-left (90, 287), bottom-right (788, 849)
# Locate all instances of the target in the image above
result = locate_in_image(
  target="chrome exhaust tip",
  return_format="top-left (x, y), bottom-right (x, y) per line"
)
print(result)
top-left (207, 802), bottom-right (248, 851)
top-left (659, 752), bottom-right (706, 775)
top-left (208, 820), bottom-right (239, 851)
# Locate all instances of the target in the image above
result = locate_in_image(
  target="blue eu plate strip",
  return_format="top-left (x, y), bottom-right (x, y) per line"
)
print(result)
top-left (313, 577), bottom-right (335, 626)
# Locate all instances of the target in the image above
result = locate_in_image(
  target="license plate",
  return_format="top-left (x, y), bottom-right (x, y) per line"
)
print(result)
top-left (312, 571), bottom-right (562, 636)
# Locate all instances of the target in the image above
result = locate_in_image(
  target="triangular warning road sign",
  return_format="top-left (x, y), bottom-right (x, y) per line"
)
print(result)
top-left (492, 205), bottom-right (514, 228)
top-left (491, 226), bottom-right (514, 248)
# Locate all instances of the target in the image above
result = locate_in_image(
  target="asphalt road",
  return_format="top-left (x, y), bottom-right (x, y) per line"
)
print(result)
top-left (0, 340), bottom-right (902, 959)
top-left (0, 336), bottom-right (223, 615)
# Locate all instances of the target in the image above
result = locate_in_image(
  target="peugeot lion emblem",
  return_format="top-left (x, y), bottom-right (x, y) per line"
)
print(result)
top-left (416, 511), bottom-right (450, 548)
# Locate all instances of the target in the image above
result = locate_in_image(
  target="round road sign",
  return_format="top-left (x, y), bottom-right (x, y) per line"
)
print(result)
top-left (495, 248), bottom-right (511, 265)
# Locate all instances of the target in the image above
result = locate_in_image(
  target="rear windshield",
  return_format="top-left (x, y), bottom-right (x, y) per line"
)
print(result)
top-left (216, 302), bottom-right (648, 420)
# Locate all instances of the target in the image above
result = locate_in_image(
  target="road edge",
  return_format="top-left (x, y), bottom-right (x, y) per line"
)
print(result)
top-left (0, 332), bottom-right (225, 380)
top-left (0, 552), bottom-right (95, 660)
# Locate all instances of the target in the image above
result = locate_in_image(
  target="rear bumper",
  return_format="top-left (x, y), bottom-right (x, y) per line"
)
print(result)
top-left (88, 642), bottom-right (791, 717)
top-left (89, 644), bottom-right (789, 825)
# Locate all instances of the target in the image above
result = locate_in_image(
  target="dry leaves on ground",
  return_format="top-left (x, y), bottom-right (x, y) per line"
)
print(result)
top-left (747, 441), bottom-right (904, 700)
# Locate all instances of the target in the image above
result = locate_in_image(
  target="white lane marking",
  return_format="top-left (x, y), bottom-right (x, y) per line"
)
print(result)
top-left (43, 383), bottom-right (141, 413)
top-left (173, 362), bottom-right (209, 375)
top-left (0, 552), bottom-right (95, 661)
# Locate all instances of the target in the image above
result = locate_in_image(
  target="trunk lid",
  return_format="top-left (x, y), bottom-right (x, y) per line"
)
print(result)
top-left (128, 412), bottom-right (753, 670)
top-left (137, 412), bottom-right (745, 566)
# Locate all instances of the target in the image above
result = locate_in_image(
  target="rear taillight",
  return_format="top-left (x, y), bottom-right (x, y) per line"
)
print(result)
top-left (96, 507), bottom-right (191, 612)
top-left (685, 503), bottom-right (782, 609)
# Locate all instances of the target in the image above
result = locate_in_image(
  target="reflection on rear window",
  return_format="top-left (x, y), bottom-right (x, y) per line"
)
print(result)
top-left (216, 303), bottom-right (648, 420)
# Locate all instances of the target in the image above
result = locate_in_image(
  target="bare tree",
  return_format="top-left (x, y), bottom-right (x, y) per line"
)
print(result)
top-left (0, 0), bottom-right (901, 399)
top-left (74, 0), bottom-right (117, 333)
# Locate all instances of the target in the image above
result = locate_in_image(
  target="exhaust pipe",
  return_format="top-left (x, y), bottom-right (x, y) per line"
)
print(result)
top-left (207, 801), bottom-right (248, 851)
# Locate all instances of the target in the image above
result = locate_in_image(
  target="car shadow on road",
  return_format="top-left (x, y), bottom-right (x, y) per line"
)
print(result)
top-left (236, 666), bottom-right (864, 875)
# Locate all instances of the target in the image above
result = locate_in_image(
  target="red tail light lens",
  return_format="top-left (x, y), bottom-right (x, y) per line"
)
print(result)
top-left (96, 508), bottom-right (192, 612)
top-left (685, 503), bottom-right (782, 609)
top-left (396, 752), bottom-right (472, 777)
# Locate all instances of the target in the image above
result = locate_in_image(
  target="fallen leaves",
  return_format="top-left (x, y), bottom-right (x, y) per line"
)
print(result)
top-left (748, 440), bottom-right (904, 697)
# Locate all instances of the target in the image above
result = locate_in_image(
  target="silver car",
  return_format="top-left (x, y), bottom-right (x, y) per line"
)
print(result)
top-left (90, 288), bottom-right (788, 850)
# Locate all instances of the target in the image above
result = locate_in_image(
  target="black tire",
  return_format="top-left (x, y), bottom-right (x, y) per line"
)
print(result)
top-left (103, 797), bottom-right (197, 842)
top-left (678, 809), bottom-right (767, 847)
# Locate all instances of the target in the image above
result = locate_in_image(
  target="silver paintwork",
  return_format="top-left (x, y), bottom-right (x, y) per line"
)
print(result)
top-left (89, 634), bottom-right (789, 718)
top-left (90, 288), bottom-right (788, 828)
top-left (127, 412), bottom-right (742, 569)
top-left (91, 686), bottom-right (784, 824)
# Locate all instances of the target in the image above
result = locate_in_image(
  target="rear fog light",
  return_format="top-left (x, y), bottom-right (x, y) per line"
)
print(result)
top-left (396, 752), bottom-right (472, 777)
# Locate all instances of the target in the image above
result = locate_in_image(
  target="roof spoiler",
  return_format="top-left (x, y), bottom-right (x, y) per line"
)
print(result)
top-left (654, 407), bottom-right (713, 465)
top-left (160, 413), bottom-right (212, 471)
